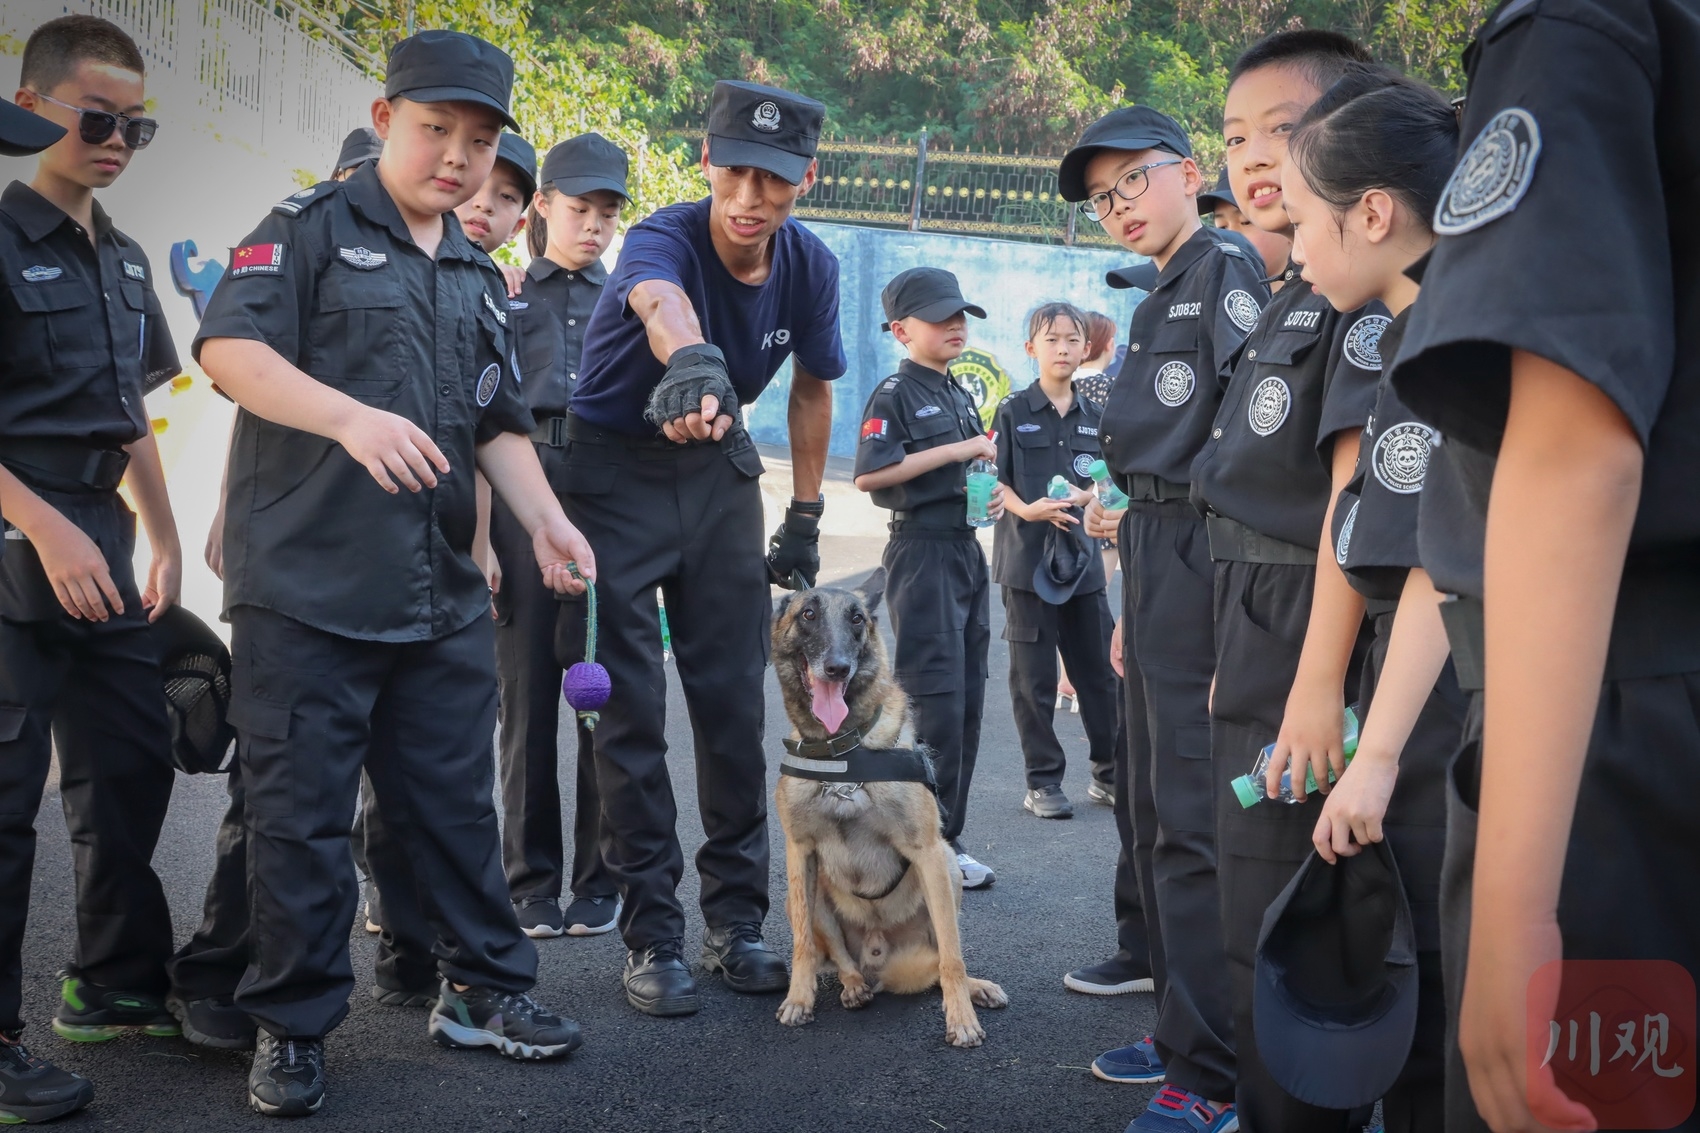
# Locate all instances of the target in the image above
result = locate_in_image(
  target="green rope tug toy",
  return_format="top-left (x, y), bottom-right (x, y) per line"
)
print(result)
top-left (560, 564), bottom-right (610, 731)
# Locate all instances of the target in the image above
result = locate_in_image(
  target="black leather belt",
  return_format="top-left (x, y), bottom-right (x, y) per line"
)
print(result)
top-left (1205, 515), bottom-right (1315, 565)
top-left (1125, 473), bottom-right (1190, 502)
top-left (2, 438), bottom-right (130, 492)
top-left (564, 411), bottom-right (709, 451)
top-left (530, 415), bottom-right (568, 447)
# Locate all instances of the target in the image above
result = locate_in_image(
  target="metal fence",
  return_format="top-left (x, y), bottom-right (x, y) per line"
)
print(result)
top-left (664, 130), bottom-right (1117, 248)
top-left (1, 0), bottom-right (379, 179)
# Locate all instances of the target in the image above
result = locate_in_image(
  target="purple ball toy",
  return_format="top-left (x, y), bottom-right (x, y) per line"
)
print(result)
top-left (563, 662), bottom-right (611, 711)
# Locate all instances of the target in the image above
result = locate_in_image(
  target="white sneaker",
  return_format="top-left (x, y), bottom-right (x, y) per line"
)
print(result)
top-left (955, 852), bottom-right (995, 890)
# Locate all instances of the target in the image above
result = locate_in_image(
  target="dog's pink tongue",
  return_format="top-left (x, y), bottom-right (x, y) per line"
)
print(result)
top-left (810, 677), bottom-right (850, 734)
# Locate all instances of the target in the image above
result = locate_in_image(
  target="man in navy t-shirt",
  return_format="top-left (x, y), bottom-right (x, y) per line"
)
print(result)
top-left (563, 79), bottom-right (845, 1019)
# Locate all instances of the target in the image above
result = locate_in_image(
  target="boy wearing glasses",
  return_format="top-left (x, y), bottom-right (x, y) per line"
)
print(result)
top-left (1058, 106), bottom-right (1266, 1126)
top-left (0, 13), bottom-right (182, 1122)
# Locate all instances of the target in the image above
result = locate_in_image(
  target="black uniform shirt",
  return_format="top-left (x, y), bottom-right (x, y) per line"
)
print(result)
top-left (1190, 269), bottom-right (1387, 549)
top-left (511, 255), bottom-right (605, 419)
top-left (0, 182), bottom-right (179, 452)
top-left (192, 163), bottom-right (534, 642)
top-left (854, 358), bottom-right (984, 528)
top-left (1392, 0), bottom-right (1700, 600)
top-left (990, 380), bottom-right (1106, 593)
top-left (1100, 227), bottom-right (1268, 490)
top-left (1328, 306), bottom-right (1440, 601)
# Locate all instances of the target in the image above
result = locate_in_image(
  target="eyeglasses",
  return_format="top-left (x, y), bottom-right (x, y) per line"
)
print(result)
top-left (29, 92), bottom-right (158, 150)
top-left (1078, 159), bottom-right (1184, 222)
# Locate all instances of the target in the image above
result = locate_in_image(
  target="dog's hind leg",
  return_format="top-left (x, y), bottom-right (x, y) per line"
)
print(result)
top-left (912, 840), bottom-right (985, 1048)
top-left (777, 843), bottom-right (820, 1027)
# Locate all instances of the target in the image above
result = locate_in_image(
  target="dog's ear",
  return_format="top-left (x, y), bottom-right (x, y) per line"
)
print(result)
top-left (774, 591), bottom-right (796, 623)
top-left (855, 566), bottom-right (887, 617)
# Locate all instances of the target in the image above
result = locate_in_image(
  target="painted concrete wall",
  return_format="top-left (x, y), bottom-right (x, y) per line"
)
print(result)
top-left (747, 222), bottom-right (1151, 458)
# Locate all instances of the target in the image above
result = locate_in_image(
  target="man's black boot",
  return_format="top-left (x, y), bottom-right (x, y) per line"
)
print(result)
top-left (622, 940), bottom-right (699, 1017)
top-left (701, 923), bottom-right (788, 994)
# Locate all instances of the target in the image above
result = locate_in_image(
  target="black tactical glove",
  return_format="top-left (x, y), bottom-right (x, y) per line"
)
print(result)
top-left (644, 343), bottom-right (739, 437)
top-left (767, 496), bottom-right (824, 590)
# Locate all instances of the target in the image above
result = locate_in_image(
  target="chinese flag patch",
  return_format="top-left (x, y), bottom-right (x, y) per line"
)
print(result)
top-left (861, 418), bottom-right (888, 442)
top-left (229, 243), bottom-right (285, 278)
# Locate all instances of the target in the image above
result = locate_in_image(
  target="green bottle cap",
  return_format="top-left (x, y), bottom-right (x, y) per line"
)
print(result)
top-left (1231, 774), bottom-right (1261, 809)
top-left (1088, 459), bottom-right (1110, 480)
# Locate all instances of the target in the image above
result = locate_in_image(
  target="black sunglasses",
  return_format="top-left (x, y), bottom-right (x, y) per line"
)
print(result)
top-left (31, 92), bottom-right (158, 150)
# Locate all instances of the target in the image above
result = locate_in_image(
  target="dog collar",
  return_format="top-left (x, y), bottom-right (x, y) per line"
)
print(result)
top-left (780, 710), bottom-right (939, 795)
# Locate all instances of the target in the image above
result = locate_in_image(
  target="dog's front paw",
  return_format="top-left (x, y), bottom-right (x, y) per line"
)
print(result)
top-left (839, 975), bottom-right (874, 1010)
top-left (969, 978), bottom-right (1008, 1009)
top-left (944, 1015), bottom-right (986, 1048)
top-left (776, 998), bottom-right (815, 1027)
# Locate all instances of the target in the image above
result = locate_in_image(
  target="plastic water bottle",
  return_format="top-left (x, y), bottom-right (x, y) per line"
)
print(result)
top-left (966, 437), bottom-right (998, 528)
top-left (1231, 705), bottom-right (1361, 807)
top-left (1088, 459), bottom-right (1130, 510)
top-left (1047, 475), bottom-right (1072, 501)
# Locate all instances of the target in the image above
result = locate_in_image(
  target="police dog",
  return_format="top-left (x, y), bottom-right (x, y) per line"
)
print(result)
top-left (771, 568), bottom-right (1007, 1047)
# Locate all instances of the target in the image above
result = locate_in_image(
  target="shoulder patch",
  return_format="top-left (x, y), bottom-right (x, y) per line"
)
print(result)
top-left (272, 181), bottom-right (336, 216)
top-left (229, 243), bottom-right (285, 278)
top-left (1335, 498), bottom-right (1359, 565)
top-left (1435, 108), bottom-right (1541, 236)
top-left (476, 363), bottom-right (501, 407)
top-left (1372, 422), bottom-right (1437, 494)
top-left (1343, 314), bottom-right (1392, 371)
top-left (861, 418), bottom-right (889, 443)
top-left (1223, 289), bottom-right (1261, 333)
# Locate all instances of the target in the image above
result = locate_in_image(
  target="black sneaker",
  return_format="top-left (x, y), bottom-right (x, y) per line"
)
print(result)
top-left (514, 897), bottom-right (564, 939)
top-left (429, 986), bottom-right (582, 1060)
top-left (562, 894), bottom-right (621, 937)
top-left (622, 940), bottom-right (700, 1017)
top-left (0, 1028), bottom-right (94, 1124)
top-left (248, 1032), bottom-right (324, 1117)
top-left (369, 981), bottom-right (437, 1009)
top-left (1023, 784), bottom-right (1074, 819)
top-left (700, 924), bottom-right (788, 994)
top-left (1087, 779), bottom-right (1116, 807)
top-left (167, 993), bottom-right (257, 1051)
top-left (1063, 954), bottom-right (1155, 996)
top-left (51, 973), bottom-right (179, 1042)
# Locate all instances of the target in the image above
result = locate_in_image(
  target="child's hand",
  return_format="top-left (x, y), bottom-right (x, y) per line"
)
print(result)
top-left (1109, 616), bottom-right (1124, 678)
top-left (1311, 749), bottom-right (1397, 863)
top-left (205, 496), bottom-right (227, 580)
top-left (142, 544), bottom-right (181, 623)
top-left (533, 510), bottom-right (596, 594)
top-left (958, 435), bottom-right (996, 463)
top-left (1267, 675), bottom-right (1346, 803)
top-left (987, 482), bottom-right (1006, 521)
top-left (1084, 497), bottom-right (1124, 540)
top-left (499, 263), bottom-right (525, 299)
top-left (338, 406), bottom-right (451, 494)
top-left (31, 512), bottom-right (123, 621)
top-left (1028, 496), bottom-right (1079, 529)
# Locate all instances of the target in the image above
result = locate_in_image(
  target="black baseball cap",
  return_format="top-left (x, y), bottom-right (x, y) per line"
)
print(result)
top-left (540, 133), bottom-right (629, 200)
top-left (333, 127), bottom-right (382, 175)
top-left (1198, 168), bottom-right (1239, 213)
top-left (1033, 524), bottom-right (1094, 605)
top-left (1253, 842), bottom-right (1421, 1110)
top-left (1058, 106), bottom-right (1193, 202)
top-left (881, 267), bottom-right (987, 328)
top-left (384, 30), bottom-right (518, 132)
top-left (495, 133), bottom-right (538, 199)
top-left (705, 80), bottom-right (825, 186)
top-left (0, 97), bottom-right (65, 157)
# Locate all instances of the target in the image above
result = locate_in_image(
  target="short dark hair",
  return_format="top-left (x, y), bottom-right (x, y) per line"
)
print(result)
top-left (21, 15), bottom-right (146, 94)
top-left (1026, 301), bottom-right (1089, 344)
top-left (1228, 29), bottom-right (1372, 92)
top-left (1289, 64), bottom-right (1459, 231)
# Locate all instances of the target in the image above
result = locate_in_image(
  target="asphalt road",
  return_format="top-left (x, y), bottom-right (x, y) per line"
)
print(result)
top-left (19, 532), bottom-right (1159, 1132)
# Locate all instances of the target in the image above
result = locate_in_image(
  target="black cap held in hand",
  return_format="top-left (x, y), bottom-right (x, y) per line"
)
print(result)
top-left (496, 132), bottom-right (538, 199)
top-left (385, 30), bottom-right (518, 132)
top-left (334, 127), bottom-right (382, 175)
top-left (541, 133), bottom-right (629, 200)
top-left (1058, 105), bottom-right (1193, 202)
top-left (0, 97), bottom-right (65, 157)
top-left (705, 80), bottom-right (825, 186)
top-left (880, 267), bottom-right (987, 330)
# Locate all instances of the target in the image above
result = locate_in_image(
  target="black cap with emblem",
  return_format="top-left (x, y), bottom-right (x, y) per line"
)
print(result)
top-left (880, 267), bottom-right (987, 329)
top-left (496, 132), bottom-right (538, 199)
top-left (334, 127), bottom-right (382, 176)
top-left (384, 30), bottom-right (518, 132)
top-left (1058, 105), bottom-right (1194, 202)
top-left (0, 97), bottom-right (65, 156)
top-left (705, 80), bottom-right (825, 186)
top-left (540, 132), bottom-right (629, 200)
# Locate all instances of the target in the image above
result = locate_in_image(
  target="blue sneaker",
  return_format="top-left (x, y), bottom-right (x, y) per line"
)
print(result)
top-left (1125, 1085), bottom-right (1239, 1132)
top-left (1092, 1036), bottom-right (1167, 1084)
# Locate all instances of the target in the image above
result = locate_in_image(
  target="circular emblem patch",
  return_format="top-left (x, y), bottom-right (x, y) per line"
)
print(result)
top-left (1248, 376), bottom-right (1291, 437)
top-left (1372, 422), bottom-right (1436, 494)
top-left (1335, 498), bottom-right (1359, 565)
top-left (1224, 289), bottom-right (1261, 333)
top-left (476, 363), bottom-right (501, 407)
top-left (1343, 314), bottom-right (1391, 372)
top-left (751, 101), bottom-right (783, 133)
top-left (1072, 452), bottom-right (1095, 478)
top-left (1435, 108), bottom-right (1541, 235)
top-left (1153, 360), bottom-right (1196, 407)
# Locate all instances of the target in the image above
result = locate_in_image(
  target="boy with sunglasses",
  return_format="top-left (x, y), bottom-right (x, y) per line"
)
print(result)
top-left (0, 14), bottom-right (181, 1124)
